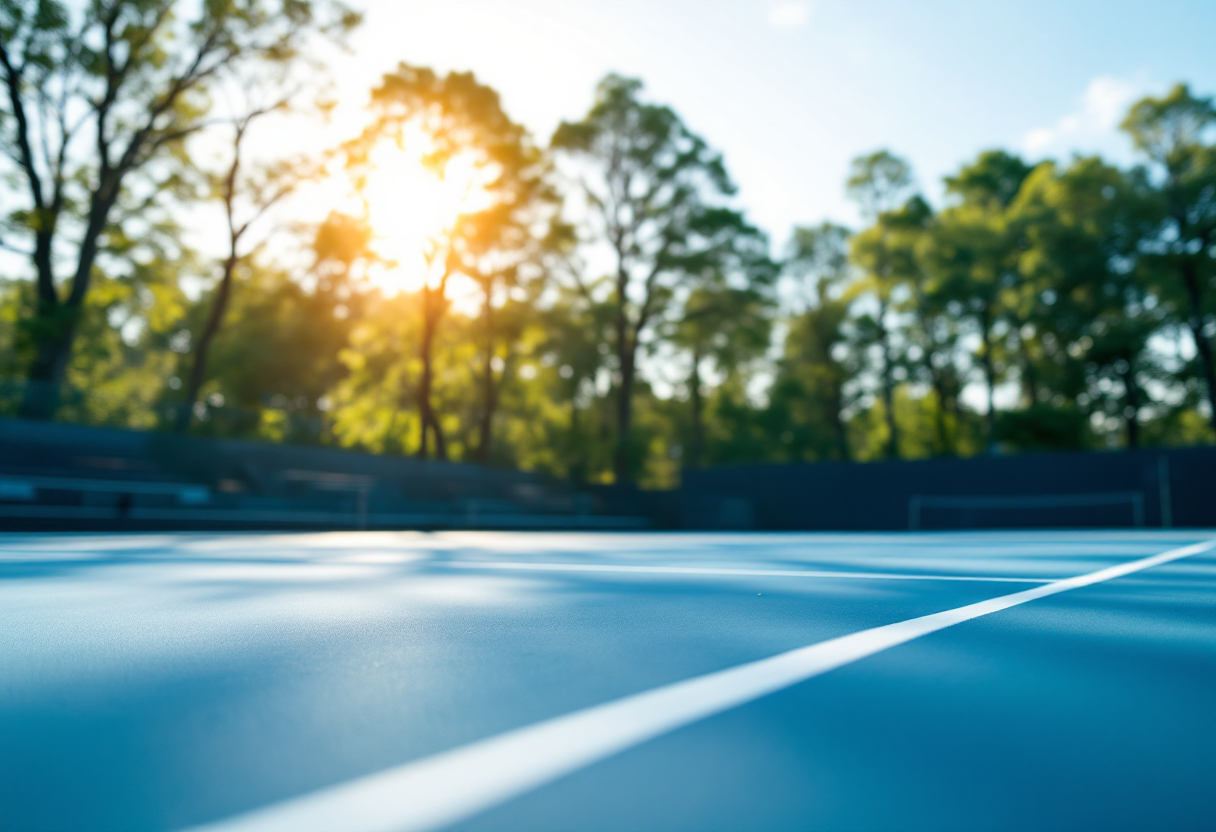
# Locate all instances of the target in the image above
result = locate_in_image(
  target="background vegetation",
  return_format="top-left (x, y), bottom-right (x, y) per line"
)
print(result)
top-left (2, 2), bottom-right (1214, 486)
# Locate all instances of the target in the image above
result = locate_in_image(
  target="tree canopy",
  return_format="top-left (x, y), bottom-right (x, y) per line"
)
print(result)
top-left (2, 42), bottom-right (1214, 485)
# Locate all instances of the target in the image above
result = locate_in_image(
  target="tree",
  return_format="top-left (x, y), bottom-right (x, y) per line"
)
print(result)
top-left (192, 259), bottom-right (363, 443)
top-left (328, 288), bottom-right (427, 455)
top-left (665, 206), bottom-right (775, 469)
top-left (177, 98), bottom-right (317, 431)
top-left (0, 0), bottom-right (357, 418)
top-left (1015, 157), bottom-right (1161, 447)
top-left (2, 203), bottom-right (197, 428)
top-left (847, 151), bottom-right (914, 217)
top-left (886, 195), bottom-right (965, 455)
top-left (552, 74), bottom-right (754, 483)
top-left (926, 150), bottom-right (1035, 449)
top-left (671, 279), bottom-right (774, 469)
top-left (519, 225), bottom-right (617, 479)
top-left (460, 159), bottom-right (551, 466)
top-left (779, 222), bottom-right (856, 461)
top-left (846, 150), bottom-right (914, 458)
top-left (1122, 84), bottom-right (1216, 434)
top-left (347, 64), bottom-right (547, 461)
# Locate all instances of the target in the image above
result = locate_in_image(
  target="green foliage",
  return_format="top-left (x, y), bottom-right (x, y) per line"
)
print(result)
top-left (847, 150), bottom-right (914, 218)
top-left (344, 63), bottom-right (553, 461)
top-left (997, 405), bottom-right (1088, 451)
top-left (1120, 83), bottom-right (1216, 433)
top-left (0, 0), bottom-right (358, 416)
top-left (328, 291), bottom-right (427, 455)
top-left (945, 151), bottom-right (1034, 209)
top-left (772, 222), bottom-right (856, 461)
top-left (3, 60), bottom-right (1215, 480)
top-left (551, 74), bottom-right (768, 482)
top-left (186, 262), bottom-right (354, 440)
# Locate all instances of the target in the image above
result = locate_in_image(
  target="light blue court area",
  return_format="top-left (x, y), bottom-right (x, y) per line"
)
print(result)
top-left (2, 531), bottom-right (1215, 832)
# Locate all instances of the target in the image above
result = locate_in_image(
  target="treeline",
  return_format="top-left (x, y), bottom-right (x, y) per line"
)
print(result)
top-left (2, 3), bottom-right (1214, 486)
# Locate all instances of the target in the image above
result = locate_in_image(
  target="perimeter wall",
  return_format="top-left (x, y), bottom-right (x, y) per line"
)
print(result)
top-left (681, 447), bottom-right (1216, 531)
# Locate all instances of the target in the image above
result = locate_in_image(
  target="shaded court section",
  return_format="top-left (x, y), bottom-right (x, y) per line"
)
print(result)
top-left (1, 532), bottom-right (1213, 831)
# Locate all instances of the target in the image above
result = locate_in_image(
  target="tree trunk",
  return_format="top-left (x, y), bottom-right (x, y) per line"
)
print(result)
top-left (612, 259), bottom-right (634, 484)
top-left (568, 398), bottom-right (585, 483)
top-left (476, 297), bottom-right (497, 465)
top-left (980, 305), bottom-right (998, 450)
top-left (432, 415), bottom-right (448, 459)
top-left (929, 366), bottom-right (952, 455)
top-left (878, 301), bottom-right (899, 459)
top-left (417, 378), bottom-right (429, 457)
top-left (178, 255), bottom-right (238, 432)
top-left (417, 285), bottom-right (445, 460)
top-left (1121, 357), bottom-right (1142, 449)
top-left (917, 307), bottom-right (952, 456)
top-left (1019, 335), bottom-right (1041, 406)
top-left (614, 346), bottom-right (636, 483)
top-left (21, 224), bottom-right (66, 417)
top-left (687, 348), bottom-right (704, 469)
top-left (18, 185), bottom-right (121, 420)
top-left (1181, 261), bottom-right (1216, 433)
top-left (18, 321), bottom-right (76, 419)
top-left (948, 380), bottom-right (964, 443)
top-left (830, 382), bottom-right (851, 462)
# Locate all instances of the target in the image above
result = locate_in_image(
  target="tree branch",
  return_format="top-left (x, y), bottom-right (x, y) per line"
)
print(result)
top-left (0, 37), bottom-right (45, 212)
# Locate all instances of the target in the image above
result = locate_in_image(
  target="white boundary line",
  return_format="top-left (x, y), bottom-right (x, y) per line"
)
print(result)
top-left (185, 538), bottom-right (1216, 832)
top-left (441, 561), bottom-right (1055, 584)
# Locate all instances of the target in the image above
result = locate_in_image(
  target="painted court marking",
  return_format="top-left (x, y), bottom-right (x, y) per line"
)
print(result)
top-left (186, 538), bottom-right (1216, 832)
top-left (442, 561), bottom-right (1056, 583)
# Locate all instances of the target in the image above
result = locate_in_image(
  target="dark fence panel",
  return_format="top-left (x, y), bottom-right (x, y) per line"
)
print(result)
top-left (682, 448), bottom-right (1216, 531)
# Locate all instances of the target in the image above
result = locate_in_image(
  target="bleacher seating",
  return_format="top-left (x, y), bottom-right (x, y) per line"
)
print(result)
top-left (0, 418), bottom-right (648, 531)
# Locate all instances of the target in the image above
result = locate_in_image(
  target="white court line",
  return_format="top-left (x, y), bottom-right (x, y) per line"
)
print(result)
top-left (185, 538), bottom-right (1216, 832)
top-left (441, 561), bottom-right (1055, 584)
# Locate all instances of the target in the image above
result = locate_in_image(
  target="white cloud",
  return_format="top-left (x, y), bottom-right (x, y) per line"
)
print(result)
top-left (1021, 76), bottom-right (1142, 157)
top-left (1083, 76), bottom-right (1139, 129)
top-left (767, 1), bottom-right (812, 30)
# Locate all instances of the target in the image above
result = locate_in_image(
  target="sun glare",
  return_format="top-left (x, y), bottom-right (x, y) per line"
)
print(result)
top-left (359, 137), bottom-right (497, 293)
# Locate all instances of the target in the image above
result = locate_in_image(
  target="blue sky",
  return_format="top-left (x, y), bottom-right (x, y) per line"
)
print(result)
top-left (333, 0), bottom-right (1216, 247)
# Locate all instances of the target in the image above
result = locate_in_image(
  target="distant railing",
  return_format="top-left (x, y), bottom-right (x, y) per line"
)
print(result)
top-left (0, 475), bottom-right (211, 505)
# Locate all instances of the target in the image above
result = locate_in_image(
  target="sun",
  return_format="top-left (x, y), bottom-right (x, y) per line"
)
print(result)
top-left (358, 135), bottom-right (497, 293)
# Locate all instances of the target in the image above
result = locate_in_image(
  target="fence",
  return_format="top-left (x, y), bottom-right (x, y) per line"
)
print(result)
top-left (683, 447), bottom-right (1216, 531)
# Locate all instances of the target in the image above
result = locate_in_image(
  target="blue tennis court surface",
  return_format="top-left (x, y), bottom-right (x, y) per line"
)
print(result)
top-left (2, 531), bottom-right (1215, 831)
